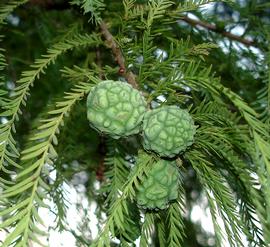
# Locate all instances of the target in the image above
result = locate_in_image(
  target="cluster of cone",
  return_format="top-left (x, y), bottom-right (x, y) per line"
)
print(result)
top-left (87, 80), bottom-right (196, 209)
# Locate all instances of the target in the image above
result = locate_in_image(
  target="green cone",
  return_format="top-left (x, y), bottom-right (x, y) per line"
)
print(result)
top-left (137, 159), bottom-right (179, 210)
top-left (87, 80), bottom-right (147, 139)
top-left (142, 105), bottom-right (196, 157)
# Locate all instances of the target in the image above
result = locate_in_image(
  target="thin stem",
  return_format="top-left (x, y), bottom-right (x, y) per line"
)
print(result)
top-left (99, 21), bottom-right (139, 89)
top-left (180, 16), bottom-right (255, 47)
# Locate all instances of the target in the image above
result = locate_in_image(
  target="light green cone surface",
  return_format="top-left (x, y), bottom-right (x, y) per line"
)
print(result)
top-left (87, 80), bottom-right (147, 139)
top-left (137, 159), bottom-right (179, 210)
top-left (143, 105), bottom-right (196, 157)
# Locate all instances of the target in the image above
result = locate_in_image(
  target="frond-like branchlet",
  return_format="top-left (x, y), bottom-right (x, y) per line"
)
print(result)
top-left (0, 35), bottom-right (7, 112)
top-left (101, 139), bottom-right (130, 207)
top-left (71, 0), bottom-right (105, 25)
top-left (175, 0), bottom-right (232, 13)
top-left (255, 83), bottom-right (270, 123)
top-left (122, 0), bottom-right (148, 22)
top-left (254, 44), bottom-right (270, 124)
top-left (0, 0), bottom-right (28, 26)
top-left (185, 150), bottom-right (247, 247)
top-left (156, 213), bottom-right (166, 247)
top-left (0, 36), bottom-right (21, 188)
top-left (0, 32), bottom-right (101, 183)
top-left (193, 102), bottom-right (266, 245)
top-left (0, 79), bottom-right (97, 247)
top-left (214, 84), bottom-right (270, 243)
top-left (139, 212), bottom-right (155, 247)
top-left (166, 193), bottom-right (186, 246)
top-left (91, 151), bottom-right (154, 247)
top-left (146, 0), bottom-right (173, 29)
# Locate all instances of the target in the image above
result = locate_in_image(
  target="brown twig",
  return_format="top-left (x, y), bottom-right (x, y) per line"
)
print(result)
top-left (180, 16), bottom-right (255, 47)
top-left (99, 21), bottom-right (139, 89)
